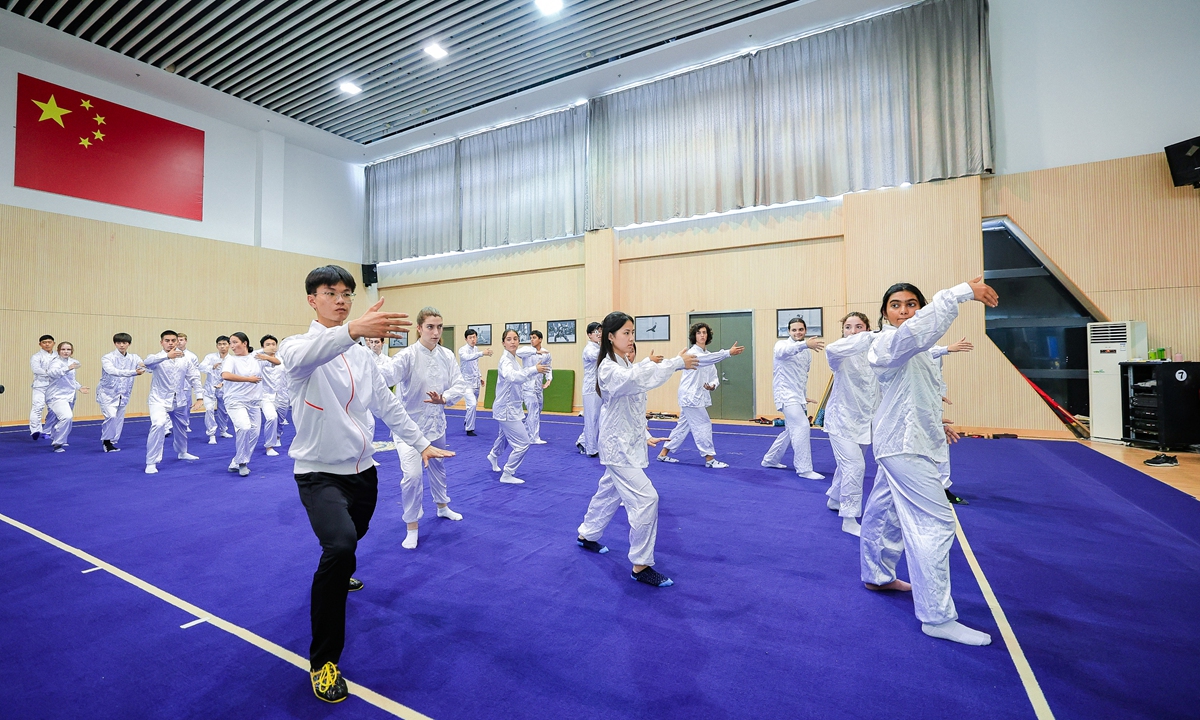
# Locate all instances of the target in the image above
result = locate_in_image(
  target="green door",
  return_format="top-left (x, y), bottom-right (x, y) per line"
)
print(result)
top-left (688, 312), bottom-right (754, 420)
top-left (440, 326), bottom-right (455, 353)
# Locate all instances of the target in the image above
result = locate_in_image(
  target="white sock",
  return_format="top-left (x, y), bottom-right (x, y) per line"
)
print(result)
top-left (402, 529), bottom-right (418, 550)
top-left (488, 453), bottom-right (501, 472)
top-left (841, 517), bottom-right (861, 536)
top-left (499, 474), bottom-right (524, 484)
top-left (761, 460), bottom-right (787, 469)
top-left (921, 620), bottom-right (992, 646)
top-left (437, 506), bottom-right (463, 521)
top-left (798, 471), bottom-right (825, 480)
top-left (144, 464), bottom-right (157, 474)
top-left (827, 496), bottom-right (841, 510)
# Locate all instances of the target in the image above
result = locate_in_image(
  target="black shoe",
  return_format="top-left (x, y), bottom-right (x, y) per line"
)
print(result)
top-left (945, 489), bottom-right (968, 505)
top-left (588, 453), bottom-right (599, 458)
top-left (1144, 453), bottom-right (1179, 467)
top-left (577, 537), bottom-right (609, 554)
top-left (632, 566), bottom-right (674, 587)
top-left (31, 431), bottom-right (40, 440)
top-left (310, 662), bottom-right (348, 703)
top-left (103, 440), bottom-right (120, 453)
top-left (348, 577), bottom-right (363, 592)
top-left (466, 430), bottom-right (478, 436)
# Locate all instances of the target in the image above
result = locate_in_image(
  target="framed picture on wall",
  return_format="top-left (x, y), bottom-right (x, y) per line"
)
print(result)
top-left (467, 324), bottom-right (492, 346)
top-left (389, 331), bottom-right (409, 348)
top-left (777, 308), bottom-right (823, 338)
top-left (635, 315), bottom-right (670, 342)
top-left (505, 322), bottom-right (532, 344)
top-left (546, 319), bottom-right (576, 344)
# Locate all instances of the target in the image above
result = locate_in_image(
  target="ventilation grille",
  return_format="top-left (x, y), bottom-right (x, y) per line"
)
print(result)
top-left (1089, 323), bottom-right (1128, 344)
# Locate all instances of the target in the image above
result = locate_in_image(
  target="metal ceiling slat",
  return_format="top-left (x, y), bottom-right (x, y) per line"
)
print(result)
top-left (113, 0), bottom-right (188, 53)
top-left (6, 1), bottom-right (20, 12)
top-left (187, 1), bottom-right (340, 85)
top-left (169, 0), bottom-right (290, 75)
top-left (74, 0), bottom-right (121, 37)
top-left (128, 0), bottom-right (222, 61)
top-left (146, 0), bottom-right (243, 67)
top-left (101, 0), bottom-right (170, 48)
top-left (55, 0), bottom-right (97, 30)
top-left (228, 0), bottom-right (454, 102)
top-left (22, 0), bottom-right (48, 19)
top-left (38, 0), bottom-right (71, 26)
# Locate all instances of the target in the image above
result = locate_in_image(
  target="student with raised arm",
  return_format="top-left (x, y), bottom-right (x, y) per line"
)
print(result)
top-left (823, 312), bottom-right (878, 536)
top-left (575, 322), bottom-right (603, 456)
top-left (29, 334), bottom-right (57, 439)
top-left (97, 332), bottom-right (145, 453)
top-left (458, 328), bottom-right (492, 436)
top-left (657, 322), bottom-right (744, 468)
top-left (44, 342), bottom-right (89, 452)
top-left (486, 328), bottom-right (548, 484)
top-left (221, 332), bottom-right (263, 477)
top-left (390, 307), bottom-right (473, 550)
top-left (278, 265), bottom-right (454, 704)
top-left (576, 312), bottom-right (699, 588)
top-left (517, 330), bottom-right (553, 444)
top-left (860, 277), bottom-right (998, 647)
top-left (256, 335), bottom-right (287, 456)
top-left (200, 337), bottom-right (232, 445)
top-left (929, 338), bottom-right (973, 505)
top-left (761, 316), bottom-right (826, 479)
top-left (143, 330), bottom-right (203, 474)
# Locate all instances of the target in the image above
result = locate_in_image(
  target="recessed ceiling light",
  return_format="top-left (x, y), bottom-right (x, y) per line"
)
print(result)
top-left (339, 81), bottom-right (362, 95)
top-left (535, 0), bottom-right (563, 15)
top-left (424, 43), bottom-right (448, 59)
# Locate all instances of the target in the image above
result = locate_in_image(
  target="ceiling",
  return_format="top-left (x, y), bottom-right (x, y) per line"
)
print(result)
top-left (1, 0), bottom-right (805, 145)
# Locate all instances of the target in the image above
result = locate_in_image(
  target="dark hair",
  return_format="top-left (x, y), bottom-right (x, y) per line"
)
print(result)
top-left (216, 335), bottom-right (230, 344)
top-left (787, 316), bottom-right (806, 331)
top-left (586, 322), bottom-right (602, 335)
top-left (689, 322), bottom-right (713, 347)
top-left (530, 330), bottom-right (543, 340)
top-left (160, 330), bottom-right (178, 339)
top-left (305, 265), bottom-right (356, 295)
top-left (464, 328), bottom-right (477, 338)
top-left (39, 334), bottom-right (55, 343)
top-left (596, 312), bottom-right (634, 397)
top-left (502, 328), bottom-right (520, 343)
top-left (230, 332), bottom-right (251, 350)
top-left (879, 283), bottom-right (928, 328)
top-left (260, 334), bottom-right (277, 346)
top-left (113, 333), bottom-right (132, 344)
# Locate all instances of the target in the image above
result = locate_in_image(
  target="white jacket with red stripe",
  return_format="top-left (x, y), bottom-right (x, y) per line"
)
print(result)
top-left (279, 321), bottom-right (429, 475)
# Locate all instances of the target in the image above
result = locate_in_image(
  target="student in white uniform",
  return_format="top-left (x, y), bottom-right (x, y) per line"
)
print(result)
top-left (391, 307), bottom-right (473, 550)
top-left (278, 265), bottom-right (452, 704)
top-left (177, 333), bottom-right (200, 434)
top-left (458, 328), bottom-right (492, 436)
top-left (860, 277), bottom-right (998, 646)
top-left (143, 330), bottom-right (203, 474)
top-left (577, 312), bottom-right (699, 587)
top-left (575, 322), bottom-right (603, 456)
top-left (487, 328), bottom-right (549, 484)
top-left (822, 312), bottom-right (878, 536)
top-left (257, 335), bottom-right (287, 457)
top-left (929, 338), bottom-right (973, 505)
top-left (221, 332), bottom-right (263, 477)
top-left (44, 342), bottom-right (90, 452)
top-left (97, 332), bottom-right (145, 453)
top-left (761, 316), bottom-right (826, 479)
top-left (200, 337), bottom-right (232, 445)
top-left (657, 322), bottom-right (744, 468)
top-left (365, 337), bottom-right (400, 386)
top-left (517, 330), bottom-right (553, 444)
top-left (29, 334), bottom-right (57, 439)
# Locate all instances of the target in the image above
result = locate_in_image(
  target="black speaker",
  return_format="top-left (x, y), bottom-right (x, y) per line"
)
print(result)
top-left (1164, 136), bottom-right (1200, 188)
top-left (361, 263), bottom-right (378, 286)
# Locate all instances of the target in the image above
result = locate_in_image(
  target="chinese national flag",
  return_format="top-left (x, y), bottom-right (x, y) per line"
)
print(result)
top-left (15, 74), bottom-right (204, 220)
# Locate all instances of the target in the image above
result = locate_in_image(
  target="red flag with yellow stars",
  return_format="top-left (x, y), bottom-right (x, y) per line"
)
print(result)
top-left (15, 74), bottom-right (205, 221)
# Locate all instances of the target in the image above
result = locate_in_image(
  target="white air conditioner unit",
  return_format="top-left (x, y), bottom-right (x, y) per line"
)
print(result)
top-left (1088, 321), bottom-right (1148, 441)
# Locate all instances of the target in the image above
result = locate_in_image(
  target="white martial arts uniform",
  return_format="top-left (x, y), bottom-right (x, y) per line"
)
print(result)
top-left (575, 341), bottom-right (601, 455)
top-left (258, 355), bottom-right (289, 450)
top-left (372, 347), bottom-right (401, 386)
top-left (489, 350), bottom-right (543, 481)
top-left (29, 349), bottom-right (56, 435)
top-left (663, 345), bottom-right (731, 458)
top-left (517, 345), bottom-right (552, 442)
top-left (823, 332), bottom-right (879, 518)
top-left (458, 344), bottom-right (485, 432)
top-left (200, 351), bottom-right (230, 438)
top-left (182, 349), bottom-right (200, 431)
top-left (578, 354), bottom-right (686, 566)
top-left (222, 353), bottom-right (263, 467)
top-left (97, 349), bottom-right (144, 444)
top-left (929, 345), bottom-right (954, 489)
top-left (43, 356), bottom-right (81, 447)
top-left (860, 283), bottom-right (974, 626)
top-left (144, 351), bottom-right (202, 466)
top-left (762, 338), bottom-right (817, 474)
top-left (391, 342), bottom-right (472, 523)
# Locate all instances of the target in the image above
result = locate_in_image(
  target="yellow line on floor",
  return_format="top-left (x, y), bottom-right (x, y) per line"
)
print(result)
top-left (954, 508), bottom-right (1055, 719)
top-left (0, 511), bottom-right (433, 720)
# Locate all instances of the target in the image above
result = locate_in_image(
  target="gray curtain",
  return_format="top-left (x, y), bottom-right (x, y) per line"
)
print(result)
top-left (366, 141), bottom-right (459, 261)
top-left (460, 105), bottom-right (587, 251)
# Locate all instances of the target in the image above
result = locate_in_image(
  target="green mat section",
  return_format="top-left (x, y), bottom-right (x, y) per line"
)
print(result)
top-left (482, 368), bottom-right (576, 413)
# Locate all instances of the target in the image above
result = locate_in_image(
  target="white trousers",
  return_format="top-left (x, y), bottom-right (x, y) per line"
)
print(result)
top-left (664, 406), bottom-right (715, 457)
top-left (204, 394), bottom-right (229, 436)
top-left (939, 459), bottom-right (952, 489)
top-left (227, 403), bottom-right (262, 466)
top-left (99, 397), bottom-right (129, 443)
top-left (463, 380), bottom-right (479, 431)
top-left (396, 434), bottom-right (450, 524)
top-left (183, 391), bottom-right (193, 431)
top-left (523, 390), bottom-right (544, 441)
top-left (490, 418), bottom-right (531, 477)
top-left (147, 401), bottom-right (189, 465)
top-left (578, 465), bottom-right (661, 567)
top-left (762, 403), bottom-right (814, 474)
top-left (30, 387), bottom-right (49, 434)
top-left (575, 393), bottom-right (601, 454)
top-left (827, 433), bottom-right (869, 518)
top-left (47, 398), bottom-right (74, 446)
top-left (261, 394), bottom-right (280, 448)
top-left (860, 454), bottom-right (958, 625)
